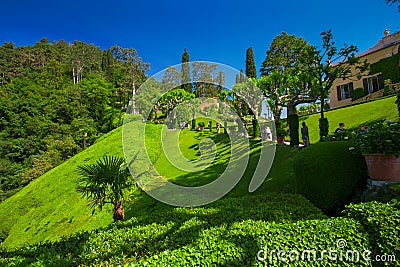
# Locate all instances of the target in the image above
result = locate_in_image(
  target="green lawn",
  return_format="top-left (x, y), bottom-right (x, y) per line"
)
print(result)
top-left (0, 95), bottom-right (398, 250)
top-left (0, 121), bottom-right (300, 249)
top-left (300, 95), bottom-right (398, 143)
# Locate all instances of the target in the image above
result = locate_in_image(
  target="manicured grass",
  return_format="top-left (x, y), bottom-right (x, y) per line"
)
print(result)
top-left (0, 96), bottom-right (397, 251)
top-left (0, 123), bottom-right (163, 248)
top-left (299, 95), bottom-right (398, 143)
top-left (0, 121), bottom-right (300, 249)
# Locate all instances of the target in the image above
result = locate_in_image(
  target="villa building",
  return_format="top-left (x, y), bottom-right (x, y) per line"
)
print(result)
top-left (330, 30), bottom-right (400, 108)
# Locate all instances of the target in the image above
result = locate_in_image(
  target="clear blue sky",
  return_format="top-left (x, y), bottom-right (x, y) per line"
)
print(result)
top-left (1, 0), bottom-right (399, 76)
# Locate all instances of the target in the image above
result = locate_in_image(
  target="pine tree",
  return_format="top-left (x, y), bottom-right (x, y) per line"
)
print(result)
top-left (181, 48), bottom-right (191, 92)
top-left (245, 47), bottom-right (257, 79)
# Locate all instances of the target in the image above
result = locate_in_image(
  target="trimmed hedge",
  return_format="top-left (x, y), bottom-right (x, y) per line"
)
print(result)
top-left (0, 193), bottom-right (325, 265)
top-left (288, 114), bottom-right (299, 146)
top-left (344, 201), bottom-right (400, 260)
top-left (319, 117), bottom-right (329, 141)
top-left (1, 197), bottom-right (398, 266)
top-left (293, 141), bottom-right (367, 214)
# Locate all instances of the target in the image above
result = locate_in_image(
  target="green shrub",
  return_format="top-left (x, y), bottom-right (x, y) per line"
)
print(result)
top-left (252, 119), bottom-right (260, 137)
top-left (384, 85), bottom-right (391, 96)
top-left (288, 114), bottom-right (299, 146)
top-left (352, 87), bottom-right (365, 101)
top-left (343, 201), bottom-right (400, 259)
top-left (319, 117), bottom-right (329, 141)
top-left (3, 197), bottom-right (399, 266)
top-left (293, 141), bottom-right (367, 214)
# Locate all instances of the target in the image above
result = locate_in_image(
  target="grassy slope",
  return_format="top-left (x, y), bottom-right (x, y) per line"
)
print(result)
top-left (0, 123), bottom-right (299, 248)
top-left (0, 127), bottom-right (126, 248)
top-left (0, 96), bottom-right (397, 249)
top-left (300, 95), bottom-right (398, 143)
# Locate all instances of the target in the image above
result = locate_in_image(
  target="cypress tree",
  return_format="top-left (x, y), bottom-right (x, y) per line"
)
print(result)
top-left (239, 69), bottom-right (245, 83)
top-left (181, 48), bottom-right (191, 92)
top-left (245, 47), bottom-right (257, 79)
top-left (235, 74), bottom-right (240, 84)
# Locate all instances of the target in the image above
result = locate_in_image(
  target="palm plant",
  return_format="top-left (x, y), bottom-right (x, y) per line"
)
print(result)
top-left (76, 156), bottom-right (133, 222)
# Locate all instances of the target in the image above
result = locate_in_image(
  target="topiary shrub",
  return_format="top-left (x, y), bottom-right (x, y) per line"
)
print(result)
top-left (351, 87), bottom-right (365, 101)
top-left (287, 114), bottom-right (299, 146)
top-left (252, 119), bottom-right (260, 137)
top-left (191, 119), bottom-right (196, 130)
top-left (319, 117), bottom-right (329, 141)
top-left (293, 141), bottom-right (367, 214)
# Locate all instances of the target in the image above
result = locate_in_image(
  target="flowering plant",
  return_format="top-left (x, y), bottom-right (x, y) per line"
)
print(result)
top-left (353, 120), bottom-right (400, 155)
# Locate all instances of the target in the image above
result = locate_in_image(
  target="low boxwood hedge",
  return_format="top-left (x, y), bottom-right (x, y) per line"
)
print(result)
top-left (2, 195), bottom-right (398, 266)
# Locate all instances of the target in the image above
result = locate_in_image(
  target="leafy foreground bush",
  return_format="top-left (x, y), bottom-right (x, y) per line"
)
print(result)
top-left (0, 200), bottom-right (400, 266)
top-left (1, 194), bottom-right (399, 266)
top-left (293, 141), bottom-right (368, 214)
top-left (0, 193), bottom-right (325, 266)
top-left (344, 201), bottom-right (400, 261)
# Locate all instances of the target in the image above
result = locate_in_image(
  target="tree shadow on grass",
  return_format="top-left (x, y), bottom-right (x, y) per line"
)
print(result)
top-left (0, 190), bottom-right (326, 266)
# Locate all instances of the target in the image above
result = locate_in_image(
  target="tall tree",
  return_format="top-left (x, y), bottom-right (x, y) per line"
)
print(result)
top-left (181, 48), bottom-right (192, 93)
top-left (215, 71), bottom-right (225, 94)
top-left (260, 32), bottom-right (317, 146)
top-left (192, 62), bottom-right (217, 97)
top-left (162, 66), bottom-right (181, 91)
top-left (112, 46), bottom-right (149, 114)
top-left (245, 47), bottom-right (257, 79)
top-left (302, 30), bottom-right (368, 140)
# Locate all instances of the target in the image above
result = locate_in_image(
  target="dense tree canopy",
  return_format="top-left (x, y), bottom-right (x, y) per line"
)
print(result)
top-left (260, 32), bottom-right (317, 145)
top-left (0, 40), bottom-right (148, 200)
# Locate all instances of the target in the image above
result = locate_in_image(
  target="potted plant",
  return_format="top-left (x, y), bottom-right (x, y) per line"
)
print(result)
top-left (276, 124), bottom-right (287, 145)
top-left (353, 120), bottom-right (400, 182)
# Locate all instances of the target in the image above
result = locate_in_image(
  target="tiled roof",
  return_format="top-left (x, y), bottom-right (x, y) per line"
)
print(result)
top-left (356, 31), bottom-right (400, 58)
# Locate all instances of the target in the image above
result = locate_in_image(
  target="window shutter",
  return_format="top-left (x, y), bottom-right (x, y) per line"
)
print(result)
top-left (349, 82), bottom-right (354, 98)
top-left (378, 74), bottom-right (384, 90)
top-left (363, 78), bottom-right (369, 95)
top-left (337, 86), bottom-right (342, 101)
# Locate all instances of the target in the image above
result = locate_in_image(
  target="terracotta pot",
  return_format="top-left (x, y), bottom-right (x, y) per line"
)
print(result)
top-left (277, 135), bottom-right (285, 145)
top-left (363, 154), bottom-right (400, 181)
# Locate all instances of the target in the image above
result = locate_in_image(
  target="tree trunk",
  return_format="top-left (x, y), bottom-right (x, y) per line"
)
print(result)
top-left (320, 98), bottom-right (325, 119)
top-left (113, 201), bottom-right (124, 222)
top-left (287, 103), bottom-right (297, 115)
top-left (130, 77), bottom-right (136, 114)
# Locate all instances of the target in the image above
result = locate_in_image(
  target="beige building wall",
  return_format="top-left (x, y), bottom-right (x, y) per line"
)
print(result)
top-left (330, 31), bottom-right (400, 108)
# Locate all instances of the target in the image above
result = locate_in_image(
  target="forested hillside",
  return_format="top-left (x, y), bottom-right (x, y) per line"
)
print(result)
top-left (0, 38), bottom-right (149, 200)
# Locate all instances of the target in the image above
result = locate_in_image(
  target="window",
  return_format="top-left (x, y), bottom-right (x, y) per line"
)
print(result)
top-left (337, 82), bottom-right (354, 101)
top-left (363, 74), bottom-right (384, 95)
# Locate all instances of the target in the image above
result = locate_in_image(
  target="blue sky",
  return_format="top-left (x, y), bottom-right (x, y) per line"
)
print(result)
top-left (1, 0), bottom-right (399, 77)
